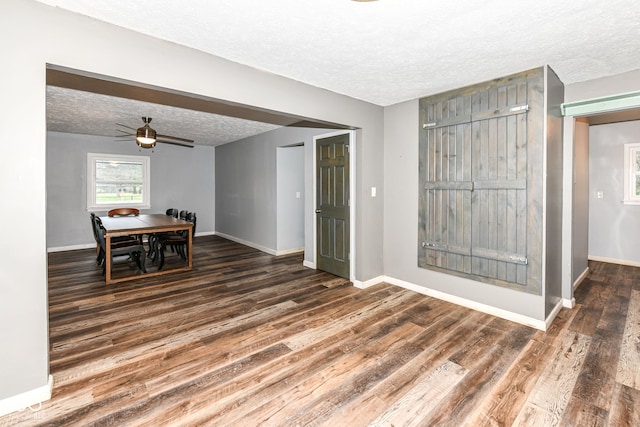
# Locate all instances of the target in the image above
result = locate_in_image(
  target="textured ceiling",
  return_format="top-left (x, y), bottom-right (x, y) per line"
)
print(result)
top-left (47, 86), bottom-right (282, 146)
top-left (39, 0), bottom-right (640, 145)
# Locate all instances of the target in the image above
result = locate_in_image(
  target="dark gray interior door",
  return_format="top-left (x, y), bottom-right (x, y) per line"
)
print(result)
top-left (316, 133), bottom-right (350, 279)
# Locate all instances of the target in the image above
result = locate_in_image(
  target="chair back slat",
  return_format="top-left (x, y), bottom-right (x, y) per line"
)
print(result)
top-left (108, 208), bottom-right (140, 217)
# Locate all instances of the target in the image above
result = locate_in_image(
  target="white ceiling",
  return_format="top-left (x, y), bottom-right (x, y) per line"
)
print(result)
top-left (40, 0), bottom-right (640, 146)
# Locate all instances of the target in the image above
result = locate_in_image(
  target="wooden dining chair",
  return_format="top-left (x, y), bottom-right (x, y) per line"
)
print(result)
top-left (107, 207), bottom-right (143, 243)
top-left (156, 212), bottom-right (196, 270)
top-left (108, 207), bottom-right (140, 217)
top-left (90, 213), bottom-right (138, 265)
top-left (146, 208), bottom-right (181, 260)
top-left (96, 221), bottom-right (147, 275)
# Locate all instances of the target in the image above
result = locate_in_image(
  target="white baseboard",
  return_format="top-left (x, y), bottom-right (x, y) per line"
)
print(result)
top-left (563, 298), bottom-right (576, 309)
top-left (302, 260), bottom-right (316, 269)
top-left (214, 233), bottom-right (303, 257)
top-left (353, 275), bottom-right (385, 289)
top-left (381, 275), bottom-right (547, 330)
top-left (545, 299), bottom-right (565, 329)
top-left (275, 248), bottom-right (304, 256)
top-left (47, 243), bottom-right (94, 253)
top-left (214, 232), bottom-right (277, 255)
top-left (196, 231), bottom-right (215, 237)
top-left (573, 267), bottom-right (590, 290)
top-left (0, 375), bottom-right (53, 417)
top-left (588, 255), bottom-right (640, 268)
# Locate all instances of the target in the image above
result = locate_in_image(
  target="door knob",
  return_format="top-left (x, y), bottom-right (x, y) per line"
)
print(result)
top-left (315, 209), bottom-right (321, 213)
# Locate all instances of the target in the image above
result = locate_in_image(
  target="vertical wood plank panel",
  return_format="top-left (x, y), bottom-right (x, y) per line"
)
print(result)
top-left (525, 75), bottom-right (544, 291)
top-left (505, 139), bottom-right (517, 281)
top-left (447, 125), bottom-right (457, 270)
top-left (496, 86), bottom-right (508, 281)
top-left (462, 120), bottom-right (472, 274)
top-left (487, 86), bottom-right (499, 278)
top-left (516, 81), bottom-right (529, 285)
top-left (427, 110), bottom-right (436, 265)
top-left (471, 118), bottom-right (481, 276)
top-left (435, 125), bottom-right (443, 267)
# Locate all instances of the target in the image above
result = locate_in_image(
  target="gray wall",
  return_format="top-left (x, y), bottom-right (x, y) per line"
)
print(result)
top-left (544, 67), bottom-right (565, 317)
top-left (572, 121), bottom-right (590, 283)
top-left (1, 0), bottom-right (384, 403)
top-left (47, 132), bottom-right (215, 250)
top-left (277, 146), bottom-right (305, 252)
top-left (565, 69), bottom-right (640, 102)
top-left (588, 120), bottom-right (640, 263)
top-left (216, 126), bottom-right (331, 256)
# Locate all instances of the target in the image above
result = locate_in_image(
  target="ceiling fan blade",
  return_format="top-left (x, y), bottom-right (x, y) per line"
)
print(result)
top-left (116, 123), bottom-right (137, 131)
top-left (157, 139), bottom-right (195, 148)
top-left (157, 133), bottom-right (194, 143)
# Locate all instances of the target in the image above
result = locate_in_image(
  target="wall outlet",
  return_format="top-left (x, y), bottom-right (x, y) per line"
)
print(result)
top-left (596, 191), bottom-right (603, 199)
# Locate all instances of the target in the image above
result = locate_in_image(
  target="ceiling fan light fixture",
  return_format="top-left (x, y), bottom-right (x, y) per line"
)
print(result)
top-left (136, 117), bottom-right (157, 148)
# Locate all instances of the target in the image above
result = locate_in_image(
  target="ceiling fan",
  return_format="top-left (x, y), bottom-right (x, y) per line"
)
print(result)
top-left (116, 117), bottom-right (195, 149)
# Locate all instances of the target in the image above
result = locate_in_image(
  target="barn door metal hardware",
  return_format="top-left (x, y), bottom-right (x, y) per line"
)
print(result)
top-left (509, 104), bottom-right (529, 113)
top-left (509, 255), bottom-right (528, 265)
top-left (423, 104), bottom-right (529, 129)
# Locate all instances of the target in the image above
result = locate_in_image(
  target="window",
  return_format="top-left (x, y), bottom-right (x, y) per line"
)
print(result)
top-left (87, 153), bottom-right (150, 211)
top-left (623, 143), bottom-right (640, 205)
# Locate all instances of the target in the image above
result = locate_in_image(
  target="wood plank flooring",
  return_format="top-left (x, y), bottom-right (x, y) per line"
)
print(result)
top-left (1, 236), bottom-right (639, 426)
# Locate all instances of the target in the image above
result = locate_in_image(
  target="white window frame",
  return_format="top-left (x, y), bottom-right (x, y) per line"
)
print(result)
top-left (623, 142), bottom-right (640, 205)
top-left (87, 153), bottom-right (151, 211)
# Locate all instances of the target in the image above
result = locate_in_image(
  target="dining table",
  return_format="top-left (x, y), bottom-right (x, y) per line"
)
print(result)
top-left (99, 213), bottom-right (194, 284)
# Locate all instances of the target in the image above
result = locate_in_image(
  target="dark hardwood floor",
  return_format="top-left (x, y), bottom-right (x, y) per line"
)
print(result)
top-left (1, 236), bottom-right (639, 426)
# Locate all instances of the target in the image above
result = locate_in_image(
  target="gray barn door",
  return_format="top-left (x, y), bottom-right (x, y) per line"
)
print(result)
top-left (419, 68), bottom-right (542, 293)
top-left (316, 133), bottom-right (350, 279)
